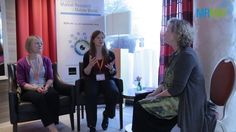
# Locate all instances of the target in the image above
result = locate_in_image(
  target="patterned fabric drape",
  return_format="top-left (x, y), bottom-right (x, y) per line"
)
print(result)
top-left (158, 0), bottom-right (193, 83)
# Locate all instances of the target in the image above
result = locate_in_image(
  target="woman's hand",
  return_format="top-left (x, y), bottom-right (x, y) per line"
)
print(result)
top-left (105, 60), bottom-right (115, 72)
top-left (142, 95), bottom-right (160, 102)
top-left (146, 92), bottom-right (155, 98)
top-left (84, 56), bottom-right (98, 75)
top-left (145, 85), bottom-right (163, 98)
top-left (36, 87), bottom-right (44, 93)
top-left (41, 80), bottom-right (52, 94)
top-left (41, 86), bottom-right (48, 94)
top-left (88, 56), bottom-right (98, 68)
top-left (34, 86), bottom-right (48, 94)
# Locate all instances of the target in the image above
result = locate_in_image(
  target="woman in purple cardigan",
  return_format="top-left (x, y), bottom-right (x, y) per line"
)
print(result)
top-left (17, 36), bottom-right (59, 132)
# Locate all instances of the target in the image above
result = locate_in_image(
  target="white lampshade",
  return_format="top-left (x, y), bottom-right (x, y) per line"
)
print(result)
top-left (105, 11), bottom-right (131, 35)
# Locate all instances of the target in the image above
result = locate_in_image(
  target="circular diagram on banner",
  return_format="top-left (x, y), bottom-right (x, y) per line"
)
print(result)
top-left (69, 32), bottom-right (90, 56)
top-left (74, 39), bottom-right (90, 56)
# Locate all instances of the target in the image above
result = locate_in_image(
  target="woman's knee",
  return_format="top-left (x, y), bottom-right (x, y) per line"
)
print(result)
top-left (84, 83), bottom-right (98, 97)
top-left (31, 93), bottom-right (45, 103)
top-left (46, 89), bottom-right (59, 99)
top-left (47, 90), bottom-right (58, 96)
top-left (104, 81), bottom-right (119, 96)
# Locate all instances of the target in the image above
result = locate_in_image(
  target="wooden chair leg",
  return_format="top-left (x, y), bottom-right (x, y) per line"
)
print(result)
top-left (119, 102), bottom-right (123, 129)
top-left (69, 113), bottom-right (74, 130)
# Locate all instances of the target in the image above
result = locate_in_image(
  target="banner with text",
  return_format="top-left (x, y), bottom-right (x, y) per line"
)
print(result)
top-left (56, 0), bottom-right (104, 84)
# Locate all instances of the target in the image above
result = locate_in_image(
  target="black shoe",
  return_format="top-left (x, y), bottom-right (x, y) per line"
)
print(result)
top-left (102, 111), bottom-right (109, 130)
top-left (54, 117), bottom-right (59, 124)
top-left (89, 127), bottom-right (96, 132)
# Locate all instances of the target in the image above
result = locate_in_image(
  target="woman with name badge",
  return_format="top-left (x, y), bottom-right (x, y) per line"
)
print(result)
top-left (82, 30), bottom-right (119, 132)
top-left (17, 36), bottom-right (59, 132)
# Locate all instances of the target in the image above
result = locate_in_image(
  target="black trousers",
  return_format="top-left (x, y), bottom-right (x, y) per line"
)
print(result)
top-left (21, 87), bottom-right (59, 127)
top-left (84, 79), bottom-right (119, 127)
top-left (132, 92), bottom-right (177, 132)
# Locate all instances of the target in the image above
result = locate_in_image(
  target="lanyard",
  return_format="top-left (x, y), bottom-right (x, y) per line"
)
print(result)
top-left (29, 56), bottom-right (43, 81)
top-left (97, 59), bottom-right (104, 71)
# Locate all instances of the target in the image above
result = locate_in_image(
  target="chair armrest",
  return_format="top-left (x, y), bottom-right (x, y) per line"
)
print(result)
top-left (8, 63), bottom-right (19, 123)
top-left (53, 71), bottom-right (76, 108)
top-left (53, 69), bottom-right (75, 94)
top-left (75, 78), bottom-right (85, 94)
top-left (8, 90), bottom-right (18, 123)
top-left (75, 78), bottom-right (85, 105)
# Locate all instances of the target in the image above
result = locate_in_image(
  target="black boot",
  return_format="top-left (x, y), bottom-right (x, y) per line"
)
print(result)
top-left (101, 111), bottom-right (109, 130)
top-left (89, 127), bottom-right (96, 132)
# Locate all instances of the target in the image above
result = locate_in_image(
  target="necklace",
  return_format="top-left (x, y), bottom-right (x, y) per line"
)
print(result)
top-left (97, 59), bottom-right (104, 71)
top-left (28, 55), bottom-right (43, 81)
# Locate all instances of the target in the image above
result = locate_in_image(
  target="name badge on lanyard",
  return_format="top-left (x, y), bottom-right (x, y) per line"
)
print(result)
top-left (96, 59), bottom-right (105, 81)
top-left (96, 74), bottom-right (105, 81)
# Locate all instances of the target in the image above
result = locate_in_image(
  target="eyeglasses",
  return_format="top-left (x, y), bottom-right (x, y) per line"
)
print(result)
top-left (35, 41), bottom-right (43, 46)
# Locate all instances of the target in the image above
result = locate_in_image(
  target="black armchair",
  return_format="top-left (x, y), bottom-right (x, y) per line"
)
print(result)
top-left (75, 62), bottom-right (124, 131)
top-left (8, 63), bottom-right (75, 132)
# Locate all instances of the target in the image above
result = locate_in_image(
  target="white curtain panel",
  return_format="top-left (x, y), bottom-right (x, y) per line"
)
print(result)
top-left (133, 49), bottom-right (159, 88)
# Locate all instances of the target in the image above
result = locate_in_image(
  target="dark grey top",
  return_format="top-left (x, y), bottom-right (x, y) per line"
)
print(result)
top-left (82, 50), bottom-right (116, 80)
top-left (168, 47), bottom-right (216, 132)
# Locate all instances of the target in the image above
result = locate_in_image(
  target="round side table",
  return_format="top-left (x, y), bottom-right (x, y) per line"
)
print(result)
top-left (125, 123), bottom-right (132, 132)
top-left (123, 87), bottom-right (155, 99)
top-left (123, 87), bottom-right (155, 132)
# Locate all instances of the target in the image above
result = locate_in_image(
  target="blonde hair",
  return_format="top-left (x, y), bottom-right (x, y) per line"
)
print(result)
top-left (168, 18), bottom-right (193, 49)
top-left (25, 35), bottom-right (43, 53)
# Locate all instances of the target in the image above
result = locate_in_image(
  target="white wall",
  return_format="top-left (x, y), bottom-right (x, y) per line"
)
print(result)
top-left (0, 0), bottom-right (17, 80)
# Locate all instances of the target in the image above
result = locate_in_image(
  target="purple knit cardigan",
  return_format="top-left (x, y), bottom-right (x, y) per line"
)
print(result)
top-left (16, 56), bottom-right (53, 88)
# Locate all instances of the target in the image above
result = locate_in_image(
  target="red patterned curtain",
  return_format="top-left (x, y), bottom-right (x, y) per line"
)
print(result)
top-left (158, 0), bottom-right (193, 83)
top-left (16, 0), bottom-right (57, 63)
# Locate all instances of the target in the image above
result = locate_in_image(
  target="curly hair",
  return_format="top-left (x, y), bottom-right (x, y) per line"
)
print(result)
top-left (168, 18), bottom-right (193, 49)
